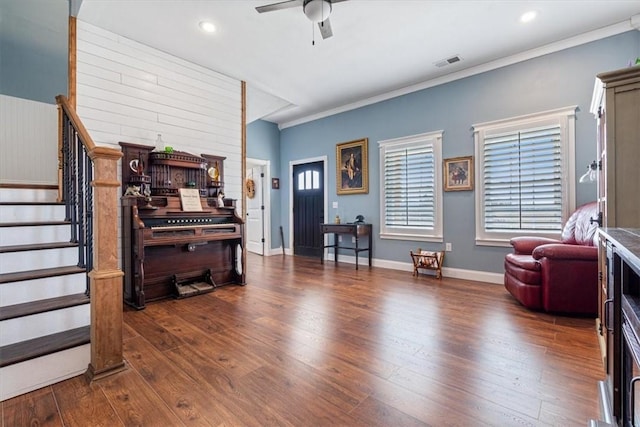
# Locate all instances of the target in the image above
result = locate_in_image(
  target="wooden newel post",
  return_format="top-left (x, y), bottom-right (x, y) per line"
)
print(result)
top-left (85, 146), bottom-right (126, 381)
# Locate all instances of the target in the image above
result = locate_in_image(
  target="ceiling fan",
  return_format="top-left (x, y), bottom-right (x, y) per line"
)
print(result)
top-left (256, 0), bottom-right (349, 40)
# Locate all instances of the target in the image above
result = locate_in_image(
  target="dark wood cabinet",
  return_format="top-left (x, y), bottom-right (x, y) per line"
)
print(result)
top-left (597, 229), bottom-right (640, 426)
top-left (592, 65), bottom-right (640, 426)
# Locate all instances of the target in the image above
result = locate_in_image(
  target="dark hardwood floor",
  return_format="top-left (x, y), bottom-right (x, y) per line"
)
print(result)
top-left (2, 253), bottom-right (605, 426)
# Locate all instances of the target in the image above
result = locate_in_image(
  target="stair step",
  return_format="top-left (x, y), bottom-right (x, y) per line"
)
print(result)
top-left (0, 202), bottom-right (64, 206)
top-left (1, 303), bottom-right (89, 346)
top-left (0, 223), bottom-right (71, 246)
top-left (0, 326), bottom-right (90, 368)
top-left (0, 220), bottom-right (70, 227)
top-left (0, 187), bottom-right (58, 204)
top-left (0, 343), bottom-right (90, 400)
top-left (0, 265), bottom-right (85, 285)
top-left (0, 270), bottom-right (86, 306)
top-left (0, 241), bottom-right (77, 253)
top-left (0, 203), bottom-right (66, 223)
top-left (0, 245), bottom-right (79, 273)
top-left (0, 293), bottom-right (89, 321)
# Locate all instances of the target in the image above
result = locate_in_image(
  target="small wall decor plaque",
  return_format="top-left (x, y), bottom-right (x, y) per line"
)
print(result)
top-left (443, 156), bottom-right (474, 191)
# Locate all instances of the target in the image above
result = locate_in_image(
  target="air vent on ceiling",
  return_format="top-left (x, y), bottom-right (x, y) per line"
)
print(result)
top-left (435, 55), bottom-right (462, 68)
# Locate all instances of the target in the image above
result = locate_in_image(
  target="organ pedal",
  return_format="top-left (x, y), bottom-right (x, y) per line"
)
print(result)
top-left (172, 269), bottom-right (216, 299)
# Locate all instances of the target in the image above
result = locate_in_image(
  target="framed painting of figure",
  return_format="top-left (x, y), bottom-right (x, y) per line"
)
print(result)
top-left (336, 138), bottom-right (368, 195)
top-left (444, 156), bottom-right (473, 191)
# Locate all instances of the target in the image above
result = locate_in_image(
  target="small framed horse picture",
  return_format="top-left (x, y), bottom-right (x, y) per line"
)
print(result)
top-left (443, 156), bottom-right (473, 191)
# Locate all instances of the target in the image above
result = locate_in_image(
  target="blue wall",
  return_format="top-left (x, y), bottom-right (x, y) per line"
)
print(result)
top-left (0, 0), bottom-right (68, 103)
top-left (248, 31), bottom-right (640, 274)
top-left (246, 119), bottom-right (282, 250)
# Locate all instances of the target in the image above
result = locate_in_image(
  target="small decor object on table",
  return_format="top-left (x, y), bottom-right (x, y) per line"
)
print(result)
top-left (410, 249), bottom-right (445, 279)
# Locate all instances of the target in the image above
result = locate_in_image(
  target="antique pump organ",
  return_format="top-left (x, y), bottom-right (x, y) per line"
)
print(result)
top-left (119, 142), bottom-right (244, 309)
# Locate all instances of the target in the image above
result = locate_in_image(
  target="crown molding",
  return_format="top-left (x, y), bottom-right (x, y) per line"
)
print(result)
top-left (279, 19), bottom-right (635, 130)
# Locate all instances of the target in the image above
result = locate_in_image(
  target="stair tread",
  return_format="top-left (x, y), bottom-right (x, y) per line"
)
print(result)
top-left (0, 202), bottom-right (64, 206)
top-left (0, 241), bottom-right (78, 253)
top-left (0, 265), bottom-right (86, 284)
top-left (0, 293), bottom-right (90, 321)
top-left (0, 326), bottom-right (90, 368)
top-left (0, 220), bottom-right (70, 228)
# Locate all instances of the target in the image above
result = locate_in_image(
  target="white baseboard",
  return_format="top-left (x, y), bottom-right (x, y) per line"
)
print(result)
top-left (321, 253), bottom-right (503, 285)
top-left (0, 344), bottom-right (90, 401)
top-left (257, 250), bottom-right (504, 284)
top-left (264, 247), bottom-right (293, 256)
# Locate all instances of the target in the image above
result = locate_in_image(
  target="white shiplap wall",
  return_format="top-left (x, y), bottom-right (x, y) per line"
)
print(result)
top-left (0, 95), bottom-right (58, 185)
top-left (75, 20), bottom-right (243, 201)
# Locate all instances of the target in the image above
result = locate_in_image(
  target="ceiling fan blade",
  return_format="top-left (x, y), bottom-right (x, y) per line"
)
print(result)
top-left (256, 0), bottom-right (302, 14)
top-left (318, 18), bottom-right (333, 39)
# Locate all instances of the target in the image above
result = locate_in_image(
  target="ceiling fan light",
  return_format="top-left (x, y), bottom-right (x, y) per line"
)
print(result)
top-left (304, 0), bottom-right (332, 23)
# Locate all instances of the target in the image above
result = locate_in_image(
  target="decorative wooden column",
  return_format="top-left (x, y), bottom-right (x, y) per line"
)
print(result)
top-left (241, 81), bottom-right (247, 278)
top-left (85, 146), bottom-right (126, 381)
top-left (59, 15), bottom-right (77, 203)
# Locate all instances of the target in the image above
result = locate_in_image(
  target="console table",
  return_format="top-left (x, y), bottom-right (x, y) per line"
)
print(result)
top-left (320, 223), bottom-right (372, 270)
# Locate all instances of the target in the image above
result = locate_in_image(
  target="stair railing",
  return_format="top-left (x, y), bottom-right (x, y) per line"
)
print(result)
top-left (57, 96), bottom-right (93, 281)
top-left (55, 94), bottom-right (126, 381)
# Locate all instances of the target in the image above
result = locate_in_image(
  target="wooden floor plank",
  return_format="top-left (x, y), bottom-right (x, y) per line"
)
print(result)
top-left (236, 365), bottom-right (368, 426)
top-left (52, 376), bottom-right (121, 427)
top-left (96, 367), bottom-right (183, 426)
top-left (1, 386), bottom-right (62, 427)
top-left (122, 309), bottom-right (185, 352)
top-left (348, 395), bottom-right (429, 427)
top-left (163, 345), bottom-right (298, 427)
top-left (3, 253), bottom-right (606, 426)
top-left (123, 336), bottom-right (226, 426)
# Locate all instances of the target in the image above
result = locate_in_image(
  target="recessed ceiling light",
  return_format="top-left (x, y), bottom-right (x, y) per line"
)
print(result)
top-left (520, 11), bottom-right (537, 23)
top-left (199, 21), bottom-right (216, 33)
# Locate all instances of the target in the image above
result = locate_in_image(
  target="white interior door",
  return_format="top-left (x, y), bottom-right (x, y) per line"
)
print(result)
top-left (246, 165), bottom-right (264, 255)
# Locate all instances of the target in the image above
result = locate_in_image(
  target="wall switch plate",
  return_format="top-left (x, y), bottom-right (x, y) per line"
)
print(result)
top-left (445, 243), bottom-right (452, 251)
top-left (352, 236), bottom-right (356, 243)
top-left (332, 201), bottom-right (338, 209)
top-left (338, 235), bottom-right (342, 242)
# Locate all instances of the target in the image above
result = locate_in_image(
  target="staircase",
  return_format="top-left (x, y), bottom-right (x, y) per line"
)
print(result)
top-left (0, 186), bottom-right (91, 401)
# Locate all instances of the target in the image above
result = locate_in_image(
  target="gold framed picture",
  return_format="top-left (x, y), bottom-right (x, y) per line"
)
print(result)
top-left (336, 138), bottom-right (368, 195)
top-left (443, 156), bottom-right (474, 191)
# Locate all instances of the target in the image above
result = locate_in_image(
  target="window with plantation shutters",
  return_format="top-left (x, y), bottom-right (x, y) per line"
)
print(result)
top-left (379, 131), bottom-right (443, 242)
top-left (473, 107), bottom-right (577, 246)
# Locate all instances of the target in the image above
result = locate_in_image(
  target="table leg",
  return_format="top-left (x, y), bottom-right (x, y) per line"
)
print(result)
top-left (355, 235), bottom-right (359, 270)
top-left (334, 233), bottom-right (338, 263)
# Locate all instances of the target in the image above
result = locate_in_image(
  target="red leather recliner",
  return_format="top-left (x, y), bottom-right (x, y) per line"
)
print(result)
top-left (504, 202), bottom-right (599, 315)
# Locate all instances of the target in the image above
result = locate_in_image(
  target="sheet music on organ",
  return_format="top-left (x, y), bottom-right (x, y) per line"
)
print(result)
top-left (178, 188), bottom-right (203, 211)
